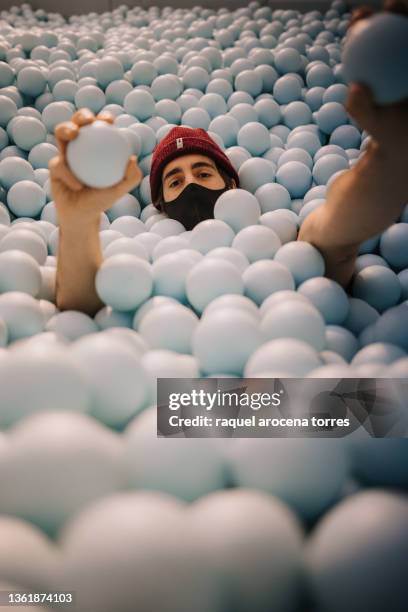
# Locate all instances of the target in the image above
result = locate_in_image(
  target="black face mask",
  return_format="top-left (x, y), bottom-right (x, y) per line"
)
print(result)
top-left (161, 183), bottom-right (228, 231)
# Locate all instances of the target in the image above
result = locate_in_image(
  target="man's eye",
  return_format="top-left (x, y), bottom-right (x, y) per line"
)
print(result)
top-left (169, 179), bottom-right (181, 188)
top-left (199, 172), bottom-right (211, 178)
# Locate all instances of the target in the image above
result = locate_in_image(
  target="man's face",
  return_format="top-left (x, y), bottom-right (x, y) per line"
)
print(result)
top-left (162, 153), bottom-right (227, 203)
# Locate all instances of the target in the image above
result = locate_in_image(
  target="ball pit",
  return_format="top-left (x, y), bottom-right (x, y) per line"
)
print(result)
top-left (0, 2), bottom-right (407, 611)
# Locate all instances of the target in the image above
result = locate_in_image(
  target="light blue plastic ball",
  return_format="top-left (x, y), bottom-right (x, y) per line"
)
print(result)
top-left (188, 219), bottom-right (235, 254)
top-left (276, 161), bottom-right (312, 198)
top-left (313, 153), bottom-right (349, 185)
top-left (354, 254), bottom-right (389, 275)
top-left (74, 85), bottom-right (106, 114)
top-left (182, 107), bottom-right (211, 129)
top-left (330, 125), bottom-right (361, 149)
top-left (233, 225), bottom-right (281, 263)
top-left (342, 13), bottom-right (408, 105)
top-left (379, 223), bottom-right (408, 269)
top-left (373, 303), bottom-right (408, 352)
top-left (227, 91), bottom-right (254, 109)
top-left (95, 58), bottom-right (124, 89)
top-left (304, 86), bottom-right (325, 111)
top-left (239, 157), bottom-right (277, 197)
top-left (186, 259), bottom-right (244, 313)
top-left (255, 183), bottom-right (291, 213)
top-left (226, 146), bottom-right (251, 171)
top-left (28, 143), bottom-right (58, 169)
top-left (351, 342), bottom-right (406, 366)
top-left (183, 66), bottom-right (210, 92)
top-left (399, 269), bottom-right (408, 300)
top-left (298, 277), bottom-right (349, 324)
top-left (343, 297), bottom-right (380, 337)
top-left (139, 303), bottom-right (199, 354)
top-left (282, 101), bottom-right (312, 129)
top-left (11, 117), bottom-right (47, 151)
top-left (306, 63), bottom-right (335, 88)
top-left (193, 308), bottom-right (263, 376)
top-left (274, 241), bottom-right (325, 285)
top-left (229, 103), bottom-right (258, 127)
top-left (316, 102), bottom-right (348, 135)
top-left (234, 70), bottom-right (263, 97)
top-left (129, 123), bottom-right (156, 156)
top-left (95, 254), bottom-right (153, 311)
top-left (105, 80), bottom-right (132, 105)
top-left (274, 47), bottom-right (302, 73)
top-left (124, 89), bottom-right (156, 121)
top-left (0, 291), bottom-right (44, 342)
top-left (0, 156), bottom-right (34, 188)
top-left (214, 189), bottom-right (260, 232)
top-left (46, 311), bottom-right (98, 341)
top-left (350, 439), bottom-right (408, 488)
top-left (245, 337), bottom-right (322, 376)
top-left (206, 78), bottom-right (233, 100)
top-left (208, 115), bottom-right (240, 147)
top-left (7, 180), bottom-right (46, 217)
top-left (253, 98), bottom-right (281, 128)
top-left (53, 79), bottom-right (79, 103)
top-left (151, 74), bottom-right (183, 101)
top-left (325, 325), bottom-right (359, 361)
top-left (130, 61), bottom-right (158, 87)
top-left (261, 300), bottom-right (326, 351)
top-left (0, 95), bottom-right (17, 127)
top-left (352, 265), bottom-right (401, 312)
top-left (0, 250), bottom-right (41, 296)
top-left (243, 260), bottom-right (295, 305)
top-left (16, 66), bottom-right (47, 97)
top-left (260, 210), bottom-right (299, 244)
top-left (278, 148), bottom-right (313, 170)
top-left (273, 75), bottom-right (302, 104)
top-left (67, 121), bottom-right (132, 189)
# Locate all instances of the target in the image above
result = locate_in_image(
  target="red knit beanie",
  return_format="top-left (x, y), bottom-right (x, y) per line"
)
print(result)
top-left (149, 126), bottom-right (239, 203)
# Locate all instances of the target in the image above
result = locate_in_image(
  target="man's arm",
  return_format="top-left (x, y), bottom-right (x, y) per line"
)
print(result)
top-left (49, 109), bottom-right (142, 316)
top-left (299, 84), bottom-right (408, 288)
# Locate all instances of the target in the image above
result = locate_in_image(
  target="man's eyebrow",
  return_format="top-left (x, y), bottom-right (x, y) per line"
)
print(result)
top-left (163, 161), bottom-right (217, 184)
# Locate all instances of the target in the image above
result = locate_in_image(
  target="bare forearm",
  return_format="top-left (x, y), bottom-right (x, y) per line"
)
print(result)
top-left (56, 214), bottom-right (104, 316)
top-left (299, 142), bottom-right (407, 286)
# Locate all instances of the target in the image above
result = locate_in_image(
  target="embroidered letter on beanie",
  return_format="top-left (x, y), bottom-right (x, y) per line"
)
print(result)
top-left (176, 138), bottom-right (183, 149)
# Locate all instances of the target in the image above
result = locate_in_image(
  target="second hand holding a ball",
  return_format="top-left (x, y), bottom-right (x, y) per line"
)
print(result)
top-left (49, 108), bottom-right (143, 315)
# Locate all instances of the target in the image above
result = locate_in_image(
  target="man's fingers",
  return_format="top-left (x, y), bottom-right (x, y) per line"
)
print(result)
top-left (54, 121), bottom-right (80, 158)
top-left (49, 156), bottom-right (83, 192)
top-left (71, 108), bottom-right (95, 127)
top-left (96, 112), bottom-right (114, 124)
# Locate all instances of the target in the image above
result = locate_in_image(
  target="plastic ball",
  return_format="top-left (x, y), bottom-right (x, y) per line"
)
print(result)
top-left (237, 122), bottom-right (271, 156)
top-left (254, 98), bottom-right (281, 128)
top-left (66, 121), bottom-right (132, 189)
top-left (186, 259), bottom-right (243, 314)
top-left (202, 294), bottom-right (258, 320)
top-left (235, 70), bottom-right (263, 97)
top-left (245, 338), bottom-right (322, 376)
top-left (372, 303), bottom-right (408, 352)
top-left (243, 260), bottom-right (295, 305)
top-left (238, 158), bottom-right (276, 193)
top-left (208, 115), bottom-right (240, 147)
top-left (188, 219), bottom-right (234, 254)
top-left (313, 154), bottom-right (349, 185)
top-left (349, 439), bottom-right (408, 488)
top-left (276, 161), bottom-right (312, 198)
top-left (262, 300), bottom-right (325, 351)
top-left (330, 125), bottom-right (361, 149)
top-left (273, 75), bottom-right (302, 104)
top-left (352, 265), bottom-right (401, 312)
top-left (379, 223), bottom-right (408, 269)
top-left (343, 297), bottom-right (380, 336)
top-left (274, 47), bottom-right (302, 73)
top-left (6, 180), bottom-right (46, 217)
top-left (297, 277), bottom-right (349, 325)
top-left (274, 241), bottom-right (325, 285)
top-left (74, 85), bottom-right (105, 114)
top-left (95, 254), bottom-right (153, 311)
top-left (316, 102), bottom-right (348, 135)
top-left (342, 13), bottom-right (408, 105)
top-left (282, 101), bottom-right (312, 129)
top-left (10, 117), bottom-right (47, 151)
top-left (192, 307), bottom-right (263, 375)
top-left (305, 491), bottom-right (408, 612)
top-left (124, 89), bottom-right (155, 121)
top-left (45, 311), bottom-right (98, 342)
top-left (0, 228), bottom-right (47, 264)
top-left (232, 225), bottom-right (281, 263)
top-left (325, 325), bottom-right (359, 362)
top-left (214, 189), bottom-right (260, 232)
top-left (0, 250), bottom-right (41, 297)
top-left (306, 63), bottom-right (335, 88)
top-left (352, 342), bottom-right (406, 366)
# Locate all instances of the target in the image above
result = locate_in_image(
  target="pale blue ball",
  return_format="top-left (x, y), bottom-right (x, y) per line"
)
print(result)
top-left (130, 61), bottom-right (158, 87)
top-left (229, 103), bottom-right (258, 127)
top-left (0, 291), bottom-right (44, 342)
top-left (276, 161), bottom-right (312, 198)
top-left (343, 297), bottom-right (380, 337)
top-left (105, 80), bottom-right (132, 105)
top-left (299, 199), bottom-right (325, 224)
top-left (28, 143), bottom-right (58, 169)
top-left (399, 269), bottom-right (408, 300)
top-left (270, 124), bottom-right (291, 143)
top-left (226, 146), bottom-right (251, 171)
top-left (330, 125), bottom-right (361, 149)
top-left (352, 265), bottom-right (401, 312)
top-left (129, 123), bottom-right (156, 156)
top-left (12, 117), bottom-right (47, 151)
top-left (186, 259), bottom-right (244, 313)
top-left (154, 55), bottom-right (179, 75)
top-left (151, 75), bottom-right (183, 101)
top-left (42, 102), bottom-right (75, 135)
top-left (7, 180), bottom-right (46, 217)
top-left (351, 342), bottom-right (406, 366)
top-left (214, 189), bottom-right (260, 232)
top-left (286, 130), bottom-right (321, 156)
top-left (177, 94), bottom-right (199, 113)
top-left (74, 85), bottom-right (106, 114)
top-left (273, 75), bottom-right (302, 104)
top-left (151, 236), bottom-right (189, 262)
top-left (67, 121), bottom-right (132, 189)
top-left (307, 46), bottom-right (330, 64)
top-left (0, 250), bottom-right (41, 296)
top-left (316, 102), bottom-right (348, 135)
top-left (139, 303), bottom-right (198, 354)
top-left (313, 153), bottom-right (349, 185)
top-left (379, 223), bottom-right (408, 269)
top-left (182, 107), bottom-right (211, 129)
top-left (0, 62), bottom-right (15, 87)
top-left (0, 95), bottom-right (17, 127)
top-left (227, 91), bottom-right (254, 109)
top-left (124, 89), bottom-right (155, 121)
top-left (233, 225), bottom-right (281, 263)
top-left (234, 70), bottom-right (263, 97)
top-left (274, 47), bottom-right (302, 73)
top-left (238, 158), bottom-right (276, 193)
top-left (282, 101), bottom-right (312, 129)
top-left (358, 233), bottom-right (380, 255)
top-left (46, 311), bottom-right (98, 341)
top-left (261, 300), bottom-right (326, 351)
top-left (278, 148), bottom-right (313, 170)
top-left (188, 219), bottom-right (234, 254)
top-left (245, 337), bottom-right (322, 376)
top-left (298, 277), bottom-right (349, 324)
top-left (354, 254), bottom-right (389, 274)
top-left (325, 325), bottom-right (359, 361)
top-left (350, 439), bottom-right (408, 488)
top-left (202, 294), bottom-right (258, 320)
top-left (95, 254), bottom-right (153, 311)
top-left (342, 13), bottom-right (408, 105)
top-left (373, 304), bottom-right (408, 352)
top-left (208, 115), bottom-right (240, 147)
top-left (152, 252), bottom-right (197, 302)
top-left (254, 98), bottom-right (281, 128)
top-left (53, 79), bottom-right (79, 103)
top-left (183, 66), bottom-right (210, 91)
top-left (306, 63), bottom-right (335, 88)
top-left (96, 58), bottom-right (124, 89)
top-left (304, 86), bottom-right (325, 111)
top-left (237, 121), bottom-right (270, 156)
top-left (206, 78), bottom-right (233, 100)
top-left (17, 66), bottom-right (47, 97)
top-left (314, 144), bottom-right (348, 162)
top-left (255, 183), bottom-right (291, 213)
top-left (195, 93), bottom-right (227, 119)
top-left (192, 308), bottom-right (263, 375)
top-left (274, 241), bottom-right (325, 285)
top-left (260, 210), bottom-right (299, 243)
top-left (0, 157), bottom-right (34, 188)
top-left (243, 260), bottom-right (295, 305)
